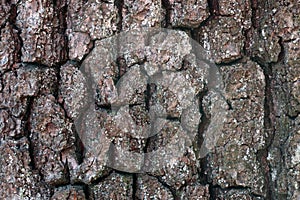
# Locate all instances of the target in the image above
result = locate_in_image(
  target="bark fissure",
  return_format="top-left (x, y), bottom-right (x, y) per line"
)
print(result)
top-left (8, 3), bottom-right (22, 63)
top-left (161, 0), bottom-right (171, 28)
top-left (252, 59), bottom-right (276, 199)
top-left (153, 175), bottom-right (179, 200)
top-left (23, 96), bottom-right (36, 170)
top-left (115, 0), bottom-right (124, 32)
top-left (132, 173), bottom-right (137, 200)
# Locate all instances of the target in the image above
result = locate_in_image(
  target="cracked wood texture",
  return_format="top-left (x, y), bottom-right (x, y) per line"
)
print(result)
top-left (0, 0), bottom-right (299, 199)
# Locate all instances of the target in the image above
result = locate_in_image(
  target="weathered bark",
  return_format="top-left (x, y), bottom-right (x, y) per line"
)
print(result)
top-left (0, 0), bottom-right (299, 199)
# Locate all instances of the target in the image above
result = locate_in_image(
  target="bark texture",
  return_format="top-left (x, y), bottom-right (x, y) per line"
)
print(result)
top-left (0, 0), bottom-right (299, 199)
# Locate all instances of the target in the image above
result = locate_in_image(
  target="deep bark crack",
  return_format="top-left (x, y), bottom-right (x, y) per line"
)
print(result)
top-left (161, 0), bottom-right (172, 28)
top-left (115, 0), bottom-right (124, 32)
top-left (23, 96), bottom-right (36, 170)
top-left (251, 59), bottom-right (276, 199)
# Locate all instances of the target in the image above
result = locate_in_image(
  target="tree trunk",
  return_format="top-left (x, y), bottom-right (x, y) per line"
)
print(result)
top-left (0, 0), bottom-right (299, 199)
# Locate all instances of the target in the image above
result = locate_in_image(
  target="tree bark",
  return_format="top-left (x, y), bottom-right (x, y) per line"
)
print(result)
top-left (0, 0), bottom-right (299, 199)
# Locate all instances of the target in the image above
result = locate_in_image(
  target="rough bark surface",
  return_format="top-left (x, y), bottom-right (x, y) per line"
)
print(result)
top-left (0, 0), bottom-right (299, 199)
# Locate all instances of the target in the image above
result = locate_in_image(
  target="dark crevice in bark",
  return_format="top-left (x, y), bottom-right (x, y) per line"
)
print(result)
top-left (216, 57), bottom-right (245, 67)
top-left (0, 20), bottom-right (5, 30)
top-left (189, 27), bottom-right (200, 43)
top-left (23, 96), bottom-right (36, 170)
top-left (197, 89), bottom-right (215, 198)
top-left (263, 36), bottom-right (290, 199)
top-left (287, 113), bottom-right (299, 120)
top-left (115, 0), bottom-right (124, 32)
top-left (117, 56), bottom-right (127, 78)
top-left (132, 173), bottom-right (137, 200)
top-left (55, 64), bottom-right (86, 165)
top-left (116, 54), bottom-right (147, 82)
top-left (53, 62), bottom-right (84, 169)
top-left (142, 139), bottom-right (151, 156)
top-left (277, 36), bottom-right (285, 63)
top-left (144, 83), bottom-right (156, 112)
top-left (21, 62), bottom-right (51, 69)
top-left (243, 0), bottom-right (258, 57)
top-left (73, 129), bottom-right (85, 165)
top-left (270, 81), bottom-right (290, 198)
top-left (208, 184), bottom-right (216, 200)
top-left (51, 0), bottom-right (68, 66)
top-left (165, 115), bottom-right (180, 122)
top-left (187, 34), bottom-right (219, 195)
top-left (282, 38), bottom-right (297, 43)
top-left (50, 66), bottom-right (75, 187)
top-left (177, 181), bottom-right (191, 194)
top-left (243, 27), bottom-right (251, 57)
top-left (161, 0), bottom-right (172, 28)
top-left (53, 66), bottom-right (61, 100)
top-left (60, 151), bottom-right (72, 185)
top-left (72, 183), bottom-right (91, 199)
top-left (76, 58), bottom-right (99, 160)
top-left (256, 148), bottom-right (272, 198)
top-left (251, 58), bottom-right (276, 199)
top-left (49, 187), bottom-right (55, 198)
top-left (210, 184), bottom-right (266, 199)
top-left (83, 184), bottom-right (91, 200)
top-left (225, 99), bottom-right (233, 110)
top-left (0, 74), bottom-right (3, 92)
top-left (54, 0), bottom-right (68, 35)
top-left (197, 88), bottom-right (210, 156)
top-left (190, 0), bottom-right (217, 42)
top-left (208, 0), bottom-right (219, 16)
top-left (89, 170), bottom-right (113, 185)
top-left (264, 70), bottom-right (276, 196)
top-left (102, 0), bottom-right (114, 3)
top-left (53, 182), bottom-right (71, 189)
top-left (198, 156), bottom-right (209, 186)
top-left (66, 189), bottom-right (72, 200)
top-left (209, 185), bottom-right (222, 200)
top-left (250, 0), bottom-right (258, 29)
top-left (214, 185), bottom-right (252, 191)
top-left (218, 14), bottom-right (234, 17)
top-left (74, 39), bottom-right (95, 67)
top-left (11, 135), bottom-right (24, 141)
top-left (136, 81), bottom-right (154, 156)
top-left (8, 3), bottom-right (22, 63)
top-left (251, 193), bottom-right (266, 199)
top-left (89, 169), bottom-right (137, 197)
top-left (151, 175), bottom-right (179, 200)
top-left (191, 9), bottom-right (215, 42)
top-left (96, 103), bottom-right (112, 111)
top-left (142, 82), bottom-right (155, 154)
